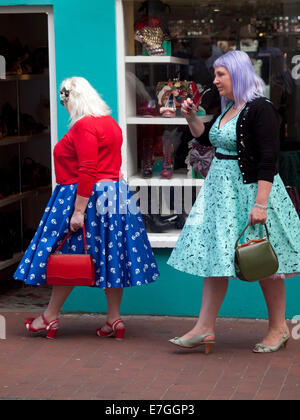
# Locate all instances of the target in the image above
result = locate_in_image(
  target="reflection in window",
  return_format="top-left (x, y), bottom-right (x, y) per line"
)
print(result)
top-left (126, 0), bottom-right (300, 199)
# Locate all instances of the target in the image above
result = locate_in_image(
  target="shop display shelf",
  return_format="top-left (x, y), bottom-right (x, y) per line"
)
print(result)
top-left (270, 31), bottom-right (300, 35)
top-left (148, 231), bottom-right (180, 248)
top-left (127, 115), bottom-right (213, 125)
top-left (0, 252), bottom-right (24, 271)
top-left (0, 185), bottom-right (52, 209)
top-left (0, 7), bottom-right (53, 271)
top-left (129, 172), bottom-right (204, 187)
top-left (0, 130), bottom-right (50, 147)
top-left (0, 135), bottom-right (30, 146)
top-left (0, 73), bottom-right (49, 82)
top-left (116, 1), bottom-right (208, 247)
top-left (125, 56), bottom-right (189, 65)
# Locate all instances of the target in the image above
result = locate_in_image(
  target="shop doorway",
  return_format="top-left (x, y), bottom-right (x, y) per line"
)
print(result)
top-left (0, 6), bottom-right (57, 293)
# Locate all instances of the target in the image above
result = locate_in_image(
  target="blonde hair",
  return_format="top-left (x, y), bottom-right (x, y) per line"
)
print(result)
top-left (60, 77), bottom-right (111, 126)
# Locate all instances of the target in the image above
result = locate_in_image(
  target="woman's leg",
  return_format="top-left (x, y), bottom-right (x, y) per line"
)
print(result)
top-left (180, 276), bottom-right (229, 341)
top-left (31, 285), bottom-right (74, 329)
top-left (100, 288), bottom-right (124, 332)
top-left (105, 288), bottom-right (124, 323)
top-left (259, 274), bottom-right (289, 345)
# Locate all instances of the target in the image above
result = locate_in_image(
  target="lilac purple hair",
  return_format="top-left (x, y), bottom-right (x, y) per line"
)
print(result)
top-left (213, 50), bottom-right (265, 110)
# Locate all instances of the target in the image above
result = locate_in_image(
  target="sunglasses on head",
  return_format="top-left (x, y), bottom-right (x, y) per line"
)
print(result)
top-left (60, 87), bottom-right (70, 105)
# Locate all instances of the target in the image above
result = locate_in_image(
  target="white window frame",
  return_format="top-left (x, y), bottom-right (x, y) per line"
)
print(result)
top-left (115, 0), bottom-right (206, 247)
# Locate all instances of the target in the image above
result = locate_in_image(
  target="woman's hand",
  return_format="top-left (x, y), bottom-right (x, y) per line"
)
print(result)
top-left (70, 210), bottom-right (84, 232)
top-left (249, 206), bottom-right (267, 225)
top-left (181, 98), bottom-right (205, 138)
top-left (70, 194), bottom-right (89, 232)
top-left (181, 98), bottom-right (197, 121)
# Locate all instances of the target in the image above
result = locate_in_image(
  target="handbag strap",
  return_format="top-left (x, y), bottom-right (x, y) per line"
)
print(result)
top-left (235, 223), bottom-right (270, 248)
top-left (55, 225), bottom-right (88, 254)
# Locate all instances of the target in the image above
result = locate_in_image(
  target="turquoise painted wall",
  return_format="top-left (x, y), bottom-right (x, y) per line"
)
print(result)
top-left (63, 249), bottom-right (300, 319)
top-left (2, 0), bottom-right (300, 319)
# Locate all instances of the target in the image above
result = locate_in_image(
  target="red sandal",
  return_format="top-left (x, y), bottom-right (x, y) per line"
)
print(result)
top-left (24, 314), bottom-right (59, 340)
top-left (96, 318), bottom-right (125, 340)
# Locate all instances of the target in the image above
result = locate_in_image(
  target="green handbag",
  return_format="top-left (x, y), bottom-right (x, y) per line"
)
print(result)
top-left (234, 223), bottom-right (279, 282)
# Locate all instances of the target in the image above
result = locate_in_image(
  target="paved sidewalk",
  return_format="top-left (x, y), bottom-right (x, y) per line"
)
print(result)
top-left (0, 311), bottom-right (299, 400)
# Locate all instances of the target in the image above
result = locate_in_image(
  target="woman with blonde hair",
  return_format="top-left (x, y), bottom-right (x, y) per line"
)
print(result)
top-left (14, 77), bottom-right (159, 339)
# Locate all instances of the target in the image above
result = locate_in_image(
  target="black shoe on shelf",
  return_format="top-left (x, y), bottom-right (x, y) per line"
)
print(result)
top-left (142, 214), bottom-right (170, 233)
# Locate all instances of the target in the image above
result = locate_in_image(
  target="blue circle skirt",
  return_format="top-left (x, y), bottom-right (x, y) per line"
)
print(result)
top-left (14, 179), bottom-right (160, 288)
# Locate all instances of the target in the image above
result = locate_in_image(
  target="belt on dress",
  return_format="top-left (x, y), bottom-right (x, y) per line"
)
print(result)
top-left (215, 152), bottom-right (238, 160)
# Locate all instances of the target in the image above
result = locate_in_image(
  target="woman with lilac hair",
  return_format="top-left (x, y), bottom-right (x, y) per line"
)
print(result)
top-left (168, 50), bottom-right (300, 354)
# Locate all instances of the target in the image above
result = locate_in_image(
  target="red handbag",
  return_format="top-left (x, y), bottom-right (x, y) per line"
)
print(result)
top-left (46, 225), bottom-right (95, 286)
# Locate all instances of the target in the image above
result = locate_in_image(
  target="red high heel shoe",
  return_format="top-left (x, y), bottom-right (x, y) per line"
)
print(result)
top-left (96, 318), bottom-right (125, 340)
top-left (24, 314), bottom-right (59, 339)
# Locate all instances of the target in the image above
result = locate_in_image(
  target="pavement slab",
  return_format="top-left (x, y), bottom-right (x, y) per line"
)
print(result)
top-left (0, 310), bottom-right (299, 400)
top-left (0, 284), bottom-right (299, 401)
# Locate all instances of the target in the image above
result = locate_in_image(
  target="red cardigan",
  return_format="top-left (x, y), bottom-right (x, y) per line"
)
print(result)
top-left (54, 115), bottom-right (123, 198)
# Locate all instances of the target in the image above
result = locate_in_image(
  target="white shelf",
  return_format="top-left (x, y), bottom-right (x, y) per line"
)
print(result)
top-left (125, 56), bottom-right (189, 65)
top-left (0, 252), bottom-right (24, 271)
top-left (127, 115), bottom-right (213, 125)
top-left (148, 231), bottom-right (180, 248)
top-left (129, 172), bottom-right (204, 187)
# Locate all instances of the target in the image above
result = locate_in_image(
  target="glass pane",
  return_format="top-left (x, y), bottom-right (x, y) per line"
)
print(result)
top-left (124, 0), bottom-right (300, 197)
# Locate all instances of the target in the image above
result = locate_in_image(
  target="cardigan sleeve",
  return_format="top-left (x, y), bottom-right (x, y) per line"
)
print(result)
top-left (252, 101), bottom-right (280, 183)
top-left (72, 119), bottom-right (98, 198)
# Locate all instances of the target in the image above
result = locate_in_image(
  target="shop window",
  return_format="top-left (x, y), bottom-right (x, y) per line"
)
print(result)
top-left (119, 0), bottom-right (300, 247)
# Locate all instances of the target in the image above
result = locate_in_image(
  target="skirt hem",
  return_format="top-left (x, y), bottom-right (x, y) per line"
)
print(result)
top-left (167, 261), bottom-right (300, 280)
top-left (13, 275), bottom-right (158, 289)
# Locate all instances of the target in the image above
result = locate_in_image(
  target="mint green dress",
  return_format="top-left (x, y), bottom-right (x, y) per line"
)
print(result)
top-left (167, 105), bottom-right (300, 278)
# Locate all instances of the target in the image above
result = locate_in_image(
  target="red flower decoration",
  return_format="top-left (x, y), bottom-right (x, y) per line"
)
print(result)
top-left (135, 16), bottom-right (162, 30)
top-left (150, 17), bottom-right (161, 27)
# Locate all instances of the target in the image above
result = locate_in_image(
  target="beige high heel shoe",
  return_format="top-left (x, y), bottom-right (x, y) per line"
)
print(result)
top-left (252, 328), bottom-right (290, 353)
top-left (169, 333), bottom-right (215, 355)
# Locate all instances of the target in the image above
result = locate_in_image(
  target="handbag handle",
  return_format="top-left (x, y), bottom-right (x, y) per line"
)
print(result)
top-left (55, 225), bottom-right (88, 254)
top-left (235, 223), bottom-right (270, 249)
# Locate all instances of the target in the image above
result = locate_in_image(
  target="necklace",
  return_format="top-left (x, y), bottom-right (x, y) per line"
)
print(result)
top-left (232, 101), bottom-right (246, 111)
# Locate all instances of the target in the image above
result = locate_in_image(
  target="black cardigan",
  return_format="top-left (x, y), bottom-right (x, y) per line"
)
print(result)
top-left (195, 97), bottom-right (280, 184)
